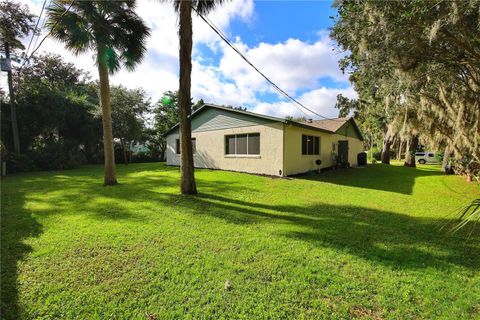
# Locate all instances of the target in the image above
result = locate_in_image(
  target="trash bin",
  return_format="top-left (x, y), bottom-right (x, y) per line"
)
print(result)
top-left (357, 152), bottom-right (367, 166)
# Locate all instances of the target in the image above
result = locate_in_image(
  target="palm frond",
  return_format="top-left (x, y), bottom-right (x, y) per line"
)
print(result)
top-left (47, 0), bottom-right (150, 74)
top-left (442, 199), bottom-right (480, 234)
top-left (104, 46), bottom-right (121, 73)
top-left (172, 0), bottom-right (226, 15)
top-left (46, 1), bottom-right (92, 55)
top-left (113, 13), bottom-right (150, 71)
top-left (194, 0), bottom-right (226, 15)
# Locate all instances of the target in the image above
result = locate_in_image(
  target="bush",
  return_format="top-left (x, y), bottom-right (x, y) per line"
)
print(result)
top-left (4, 153), bottom-right (36, 174)
top-left (131, 152), bottom-right (160, 163)
top-left (114, 144), bottom-right (160, 164)
top-left (29, 138), bottom-right (87, 170)
top-left (367, 147), bottom-right (382, 161)
top-left (3, 138), bottom-right (87, 174)
top-left (453, 156), bottom-right (480, 182)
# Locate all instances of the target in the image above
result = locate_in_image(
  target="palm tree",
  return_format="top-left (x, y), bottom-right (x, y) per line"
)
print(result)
top-left (173, 0), bottom-right (224, 195)
top-left (47, 1), bottom-right (150, 185)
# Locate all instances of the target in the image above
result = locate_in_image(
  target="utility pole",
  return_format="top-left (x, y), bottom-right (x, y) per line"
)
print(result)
top-left (4, 42), bottom-right (21, 154)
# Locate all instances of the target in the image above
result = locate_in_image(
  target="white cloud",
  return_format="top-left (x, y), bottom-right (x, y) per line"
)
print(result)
top-left (14, 0), bottom-right (356, 120)
top-left (194, 32), bottom-right (354, 118)
top-left (252, 86), bottom-right (358, 119)
top-left (218, 34), bottom-right (349, 94)
top-left (191, 60), bottom-right (258, 106)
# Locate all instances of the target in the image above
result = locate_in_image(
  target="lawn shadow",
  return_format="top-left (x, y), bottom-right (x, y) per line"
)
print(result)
top-left (0, 164), bottom-right (182, 319)
top-left (52, 165), bottom-right (476, 271)
top-left (294, 164), bottom-right (445, 195)
top-left (1, 187), bottom-right (43, 320)
top-left (188, 192), bottom-right (480, 270)
top-left (92, 172), bottom-right (479, 271)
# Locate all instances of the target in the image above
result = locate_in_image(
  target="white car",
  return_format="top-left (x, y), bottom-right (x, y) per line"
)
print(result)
top-left (415, 151), bottom-right (440, 164)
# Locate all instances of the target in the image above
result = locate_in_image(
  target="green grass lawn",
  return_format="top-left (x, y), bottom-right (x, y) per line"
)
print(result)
top-left (1, 163), bottom-right (479, 319)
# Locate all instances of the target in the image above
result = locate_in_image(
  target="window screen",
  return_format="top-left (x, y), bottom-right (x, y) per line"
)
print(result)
top-left (302, 135), bottom-right (320, 155)
top-left (248, 133), bottom-right (260, 155)
top-left (226, 135), bottom-right (236, 155)
top-left (225, 133), bottom-right (260, 155)
top-left (236, 134), bottom-right (248, 154)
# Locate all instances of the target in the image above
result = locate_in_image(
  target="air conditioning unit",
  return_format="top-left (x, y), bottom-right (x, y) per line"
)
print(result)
top-left (1, 57), bottom-right (11, 72)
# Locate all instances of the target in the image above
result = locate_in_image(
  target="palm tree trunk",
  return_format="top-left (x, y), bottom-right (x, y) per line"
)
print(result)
top-left (5, 42), bottom-right (20, 154)
top-left (97, 47), bottom-right (118, 186)
top-left (178, 0), bottom-right (197, 195)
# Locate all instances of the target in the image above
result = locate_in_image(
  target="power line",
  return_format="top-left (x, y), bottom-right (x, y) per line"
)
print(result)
top-left (193, 7), bottom-right (343, 121)
top-left (31, 0), bottom-right (52, 53)
top-left (196, 9), bottom-right (309, 117)
top-left (19, 0), bottom-right (75, 72)
top-left (24, 0), bottom-right (47, 59)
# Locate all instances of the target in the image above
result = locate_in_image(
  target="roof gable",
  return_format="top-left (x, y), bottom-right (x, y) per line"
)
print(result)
top-left (335, 120), bottom-right (364, 140)
top-left (166, 104), bottom-right (281, 135)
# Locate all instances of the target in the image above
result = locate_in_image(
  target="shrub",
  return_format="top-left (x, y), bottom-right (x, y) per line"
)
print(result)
top-left (4, 152), bottom-right (36, 173)
top-left (367, 147), bottom-right (382, 161)
top-left (29, 138), bottom-right (86, 170)
top-left (131, 151), bottom-right (160, 163)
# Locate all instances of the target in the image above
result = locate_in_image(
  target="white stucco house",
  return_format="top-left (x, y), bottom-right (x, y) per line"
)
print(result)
top-left (165, 104), bottom-right (365, 177)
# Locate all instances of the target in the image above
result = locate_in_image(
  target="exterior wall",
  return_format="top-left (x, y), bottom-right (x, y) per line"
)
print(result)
top-left (166, 122), bottom-right (285, 176)
top-left (283, 125), bottom-right (364, 176)
top-left (169, 108), bottom-right (273, 135)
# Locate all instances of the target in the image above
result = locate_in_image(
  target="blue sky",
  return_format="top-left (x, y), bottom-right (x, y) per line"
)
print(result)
top-left (18, 0), bottom-right (356, 119)
top-left (232, 1), bottom-right (337, 46)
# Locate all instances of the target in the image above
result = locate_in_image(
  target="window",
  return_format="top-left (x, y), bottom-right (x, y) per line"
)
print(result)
top-left (176, 138), bottom-right (196, 154)
top-left (302, 135), bottom-right (320, 155)
top-left (415, 152), bottom-right (425, 156)
top-left (225, 133), bottom-right (260, 155)
top-left (236, 134), bottom-right (248, 154)
top-left (428, 153), bottom-right (434, 157)
top-left (248, 133), bottom-right (260, 155)
top-left (226, 135), bottom-right (235, 155)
